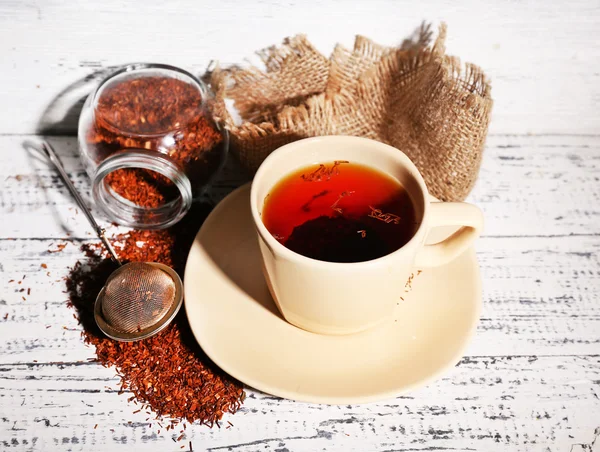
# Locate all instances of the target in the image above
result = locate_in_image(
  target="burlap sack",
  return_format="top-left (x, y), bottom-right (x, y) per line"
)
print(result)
top-left (211, 23), bottom-right (492, 201)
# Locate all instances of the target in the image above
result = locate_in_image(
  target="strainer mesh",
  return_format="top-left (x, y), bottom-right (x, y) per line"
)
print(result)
top-left (101, 262), bottom-right (176, 333)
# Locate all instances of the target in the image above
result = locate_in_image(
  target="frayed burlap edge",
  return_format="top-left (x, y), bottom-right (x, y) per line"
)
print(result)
top-left (211, 23), bottom-right (493, 201)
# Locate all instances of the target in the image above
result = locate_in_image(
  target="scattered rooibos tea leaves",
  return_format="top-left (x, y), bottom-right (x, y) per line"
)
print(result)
top-left (66, 204), bottom-right (245, 427)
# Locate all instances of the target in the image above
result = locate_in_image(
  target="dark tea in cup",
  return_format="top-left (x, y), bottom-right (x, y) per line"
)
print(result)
top-left (262, 161), bottom-right (419, 263)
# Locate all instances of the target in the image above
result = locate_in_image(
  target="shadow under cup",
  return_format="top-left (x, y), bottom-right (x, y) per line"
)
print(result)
top-left (250, 136), bottom-right (430, 335)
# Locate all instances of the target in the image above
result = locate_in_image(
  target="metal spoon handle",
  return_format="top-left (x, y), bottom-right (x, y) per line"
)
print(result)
top-left (40, 141), bottom-right (122, 266)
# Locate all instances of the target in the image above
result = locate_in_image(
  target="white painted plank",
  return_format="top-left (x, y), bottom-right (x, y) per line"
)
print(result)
top-left (1, 0), bottom-right (599, 135)
top-left (2, 134), bottom-right (599, 239)
top-left (1, 234), bottom-right (599, 361)
top-left (472, 134), bottom-right (600, 238)
top-left (0, 355), bottom-right (598, 452)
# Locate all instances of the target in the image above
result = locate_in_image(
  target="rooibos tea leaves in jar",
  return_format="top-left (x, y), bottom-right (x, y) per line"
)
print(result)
top-left (262, 161), bottom-right (419, 263)
top-left (78, 64), bottom-right (227, 229)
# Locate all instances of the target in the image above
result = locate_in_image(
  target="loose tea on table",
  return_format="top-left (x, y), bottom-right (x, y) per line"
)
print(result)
top-left (66, 204), bottom-right (245, 428)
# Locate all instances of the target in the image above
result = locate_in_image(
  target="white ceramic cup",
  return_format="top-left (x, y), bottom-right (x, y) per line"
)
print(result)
top-left (250, 136), bottom-right (483, 335)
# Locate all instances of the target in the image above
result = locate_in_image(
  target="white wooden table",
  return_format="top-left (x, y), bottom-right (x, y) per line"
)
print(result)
top-left (1, 1), bottom-right (599, 451)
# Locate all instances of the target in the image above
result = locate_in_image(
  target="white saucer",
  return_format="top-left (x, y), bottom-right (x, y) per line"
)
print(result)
top-left (184, 184), bottom-right (481, 404)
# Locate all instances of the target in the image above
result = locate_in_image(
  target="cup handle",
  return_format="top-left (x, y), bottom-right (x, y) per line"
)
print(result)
top-left (414, 202), bottom-right (483, 267)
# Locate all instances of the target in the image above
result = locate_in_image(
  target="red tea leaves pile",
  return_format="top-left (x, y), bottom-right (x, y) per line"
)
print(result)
top-left (66, 204), bottom-right (245, 427)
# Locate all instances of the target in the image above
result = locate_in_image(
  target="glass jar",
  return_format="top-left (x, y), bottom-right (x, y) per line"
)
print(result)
top-left (78, 63), bottom-right (228, 229)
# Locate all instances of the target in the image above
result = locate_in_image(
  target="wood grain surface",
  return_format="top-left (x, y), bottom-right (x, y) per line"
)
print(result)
top-left (1, 0), bottom-right (599, 136)
top-left (1, 0), bottom-right (599, 451)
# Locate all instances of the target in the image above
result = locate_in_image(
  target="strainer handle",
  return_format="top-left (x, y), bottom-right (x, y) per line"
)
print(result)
top-left (40, 141), bottom-right (122, 266)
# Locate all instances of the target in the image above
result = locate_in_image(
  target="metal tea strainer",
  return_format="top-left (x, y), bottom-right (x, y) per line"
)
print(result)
top-left (40, 141), bottom-right (183, 341)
